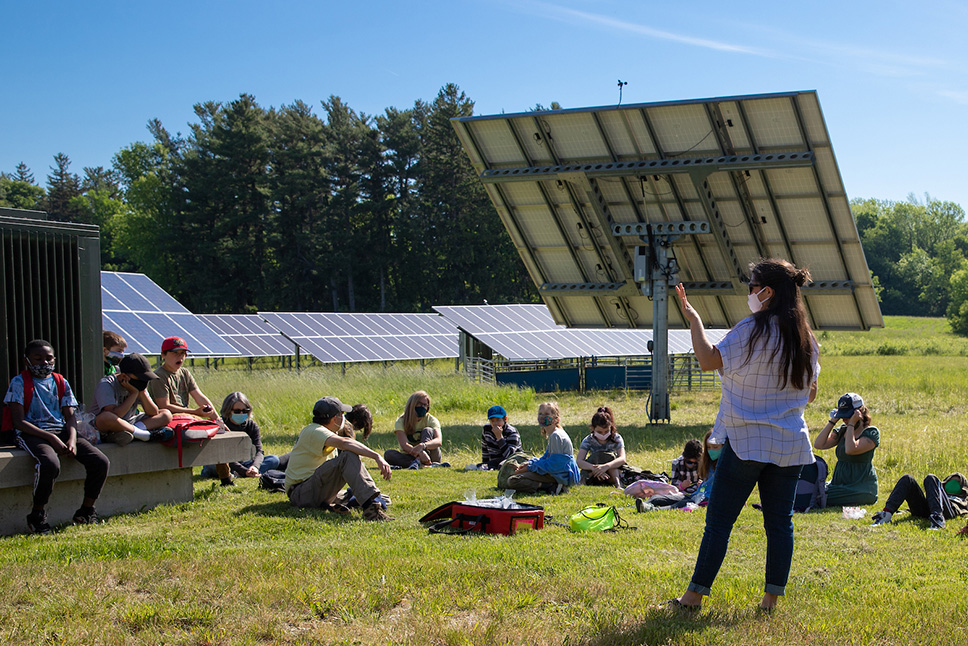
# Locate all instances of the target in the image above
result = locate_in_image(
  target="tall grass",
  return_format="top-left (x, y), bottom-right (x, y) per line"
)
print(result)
top-left (3, 317), bottom-right (968, 645)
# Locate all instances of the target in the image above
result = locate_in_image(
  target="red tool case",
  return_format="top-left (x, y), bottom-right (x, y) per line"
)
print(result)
top-left (420, 500), bottom-right (545, 535)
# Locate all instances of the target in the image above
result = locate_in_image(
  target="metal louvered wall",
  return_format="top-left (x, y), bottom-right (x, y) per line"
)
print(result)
top-left (0, 210), bottom-right (102, 405)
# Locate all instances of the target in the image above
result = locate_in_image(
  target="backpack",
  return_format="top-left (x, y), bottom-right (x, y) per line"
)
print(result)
top-left (496, 452), bottom-right (532, 490)
top-left (162, 416), bottom-right (221, 467)
top-left (259, 469), bottom-right (287, 493)
top-left (1, 370), bottom-right (67, 443)
top-left (793, 455), bottom-right (828, 512)
top-left (569, 503), bottom-right (629, 532)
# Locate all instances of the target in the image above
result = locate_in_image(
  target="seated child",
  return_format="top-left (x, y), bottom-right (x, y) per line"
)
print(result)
top-left (148, 337), bottom-right (227, 482)
top-left (647, 431), bottom-right (722, 509)
top-left (202, 392), bottom-right (288, 479)
top-left (343, 403), bottom-right (373, 441)
top-left (576, 406), bottom-right (626, 487)
top-left (91, 353), bottom-right (173, 445)
top-left (506, 402), bottom-right (580, 494)
top-left (384, 390), bottom-right (446, 468)
top-left (670, 439), bottom-right (702, 494)
top-left (478, 405), bottom-right (522, 470)
top-left (102, 330), bottom-right (126, 377)
top-left (4, 339), bottom-right (110, 533)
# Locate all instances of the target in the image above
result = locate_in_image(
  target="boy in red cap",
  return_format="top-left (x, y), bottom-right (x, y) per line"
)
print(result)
top-left (148, 337), bottom-right (230, 483)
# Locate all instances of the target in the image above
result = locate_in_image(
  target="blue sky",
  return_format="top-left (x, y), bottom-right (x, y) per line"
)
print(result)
top-left (4, 0), bottom-right (967, 209)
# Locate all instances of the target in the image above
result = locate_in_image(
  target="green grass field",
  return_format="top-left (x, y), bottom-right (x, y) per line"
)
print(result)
top-left (3, 316), bottom-right (968, 645)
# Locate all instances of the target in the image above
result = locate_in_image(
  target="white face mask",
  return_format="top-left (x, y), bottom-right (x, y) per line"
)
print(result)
top-left (593, 431), bottom-right (610, 443)
top-left (747, 289), bottom-right (770, 313)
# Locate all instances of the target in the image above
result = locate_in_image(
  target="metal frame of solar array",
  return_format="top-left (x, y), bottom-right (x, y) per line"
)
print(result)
top-left (257, 312), bottom-right (458, 364)
top-left (198, 314), bottom-right (296, 357)
top-left (101, 272), bottom-right (240, 357)
top-left (451, 90), bottom-right (882, 332)
top-left (434, 304), bottom-right (727, 361)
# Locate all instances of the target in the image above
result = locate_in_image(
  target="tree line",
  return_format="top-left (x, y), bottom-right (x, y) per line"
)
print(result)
top-left (0, 84), bottom-right (539, 314)
top-left (2, 86), bottom-right (968, 334)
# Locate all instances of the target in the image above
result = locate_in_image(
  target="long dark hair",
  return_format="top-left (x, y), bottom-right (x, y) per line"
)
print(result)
top-left (745, 258), bottom-right (816, 390)
top-left (590, 406), bottom-right (617, 437)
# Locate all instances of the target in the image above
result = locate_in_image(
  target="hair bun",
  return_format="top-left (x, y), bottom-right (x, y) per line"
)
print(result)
top-left (794, 267), bottom-right (811, 287)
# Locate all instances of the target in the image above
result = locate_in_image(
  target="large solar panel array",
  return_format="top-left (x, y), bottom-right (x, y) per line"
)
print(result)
top-left (101, 272), bottom-right (240, 357)
top-left (199, 314), bottom-right (296, 357)
top-left (452, 90), bottom-right (883, 332)
top-left (258, 312), bottom-right (458, 363)
top-left (434, 304), bottom-right (728, 361)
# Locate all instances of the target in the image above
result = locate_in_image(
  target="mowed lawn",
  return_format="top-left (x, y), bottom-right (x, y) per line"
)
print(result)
top-left (3, 316), bottom-right (968, 645)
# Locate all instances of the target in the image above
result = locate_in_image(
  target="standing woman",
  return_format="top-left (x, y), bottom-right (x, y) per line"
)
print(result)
top-left (670, 258), bottom-right (819, 612)
top-left (384, 391), bottom-right (445, 468)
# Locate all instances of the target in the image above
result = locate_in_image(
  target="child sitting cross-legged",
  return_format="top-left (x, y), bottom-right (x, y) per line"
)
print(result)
top-left (576, 406), bottom-right (626, 488)
top-left (91, 353), bottom-right (173, 445)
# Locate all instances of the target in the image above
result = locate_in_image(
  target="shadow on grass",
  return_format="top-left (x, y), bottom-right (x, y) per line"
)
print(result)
top-left (570, 605), bottom-right (751, 646)
top-left (236, 501), bottom-right (355, 523)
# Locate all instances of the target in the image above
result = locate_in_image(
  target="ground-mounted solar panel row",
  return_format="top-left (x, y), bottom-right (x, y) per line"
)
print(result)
top-left (100, 273), bottom-right (720, 365)
top-left (435, 304), bottom-right (727, 361)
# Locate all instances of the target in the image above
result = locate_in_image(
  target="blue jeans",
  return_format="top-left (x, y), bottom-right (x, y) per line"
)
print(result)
top-left (201, 455), bottom-right (281, 479)
top-left (688, 440), bottom-right (803, 597)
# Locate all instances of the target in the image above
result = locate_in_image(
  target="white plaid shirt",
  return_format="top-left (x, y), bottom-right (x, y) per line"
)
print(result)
top-left (713, 317), bottom-right (819, 467)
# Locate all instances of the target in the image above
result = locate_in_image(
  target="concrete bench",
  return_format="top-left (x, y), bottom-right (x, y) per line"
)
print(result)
top-left (0, 431), bottom-right (254, 535)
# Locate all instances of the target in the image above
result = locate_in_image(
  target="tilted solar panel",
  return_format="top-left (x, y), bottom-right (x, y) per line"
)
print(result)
top-left (452, 91), bottom-right (883, 332)
top-left (100, 271), bottom-right (240, 357)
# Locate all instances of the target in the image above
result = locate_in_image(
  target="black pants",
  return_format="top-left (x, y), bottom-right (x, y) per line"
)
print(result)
top-left (883, 474), bottom-right (956, 520)
top-left (17, 429), bottom-right (110, 508)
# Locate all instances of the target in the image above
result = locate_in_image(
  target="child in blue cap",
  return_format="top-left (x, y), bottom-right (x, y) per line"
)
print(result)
top-left (477, 405), bottom-right (522, 470)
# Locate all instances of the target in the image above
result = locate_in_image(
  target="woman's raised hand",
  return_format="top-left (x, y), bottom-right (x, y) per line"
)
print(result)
top-left (675, 284), bottom-right (700, 325)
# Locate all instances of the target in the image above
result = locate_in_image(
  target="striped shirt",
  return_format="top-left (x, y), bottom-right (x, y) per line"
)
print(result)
top-left (481, 423), bottom-right (522, 467)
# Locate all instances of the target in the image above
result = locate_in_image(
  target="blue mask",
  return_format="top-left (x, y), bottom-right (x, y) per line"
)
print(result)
top-left (707, 448), bottom-right (722, 461)
top-left (106, 351), bottom-right (123, 366)
top-left (415, 406), bottom-right (428, 418)
top-left (539, 416), bottom-right (555, 427)
top-left (230, 413), bottom-right (249, 425)
top-left (28, 362), bottom-right (55, 379)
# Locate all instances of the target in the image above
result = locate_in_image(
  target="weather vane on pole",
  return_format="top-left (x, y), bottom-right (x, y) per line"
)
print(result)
top-left (617, 79), bottom-right (628, 105)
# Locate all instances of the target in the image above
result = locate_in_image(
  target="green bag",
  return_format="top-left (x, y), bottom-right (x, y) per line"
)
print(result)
top-left (569, 504), bottom-right (621, 532)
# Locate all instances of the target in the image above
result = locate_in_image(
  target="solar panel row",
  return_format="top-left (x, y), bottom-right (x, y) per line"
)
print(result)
top-left (434, 304), bottom-right (727, 361)
top-left (258, 312), bottom-right (459, 364)
top-left (199, 314), bottom-right (296, 358)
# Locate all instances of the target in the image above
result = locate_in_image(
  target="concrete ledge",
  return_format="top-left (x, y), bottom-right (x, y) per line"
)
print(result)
top-left (0, 431), bottom-right (253, 535)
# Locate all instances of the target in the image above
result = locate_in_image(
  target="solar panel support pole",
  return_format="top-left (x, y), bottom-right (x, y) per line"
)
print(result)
top-left (647, 236), bottom-right (675, 424)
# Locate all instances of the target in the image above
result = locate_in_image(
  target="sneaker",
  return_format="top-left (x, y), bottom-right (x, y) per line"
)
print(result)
top-left (361, 504), bottom-right (393, 521)
top-left (636, 499), bottom-right (655, 513)
top-left (429, 462), bottom-right (451, 468)
top-left (72, 507), bottom-right (99, 525)
top-left (220, 477), bottom-right (236, 487)
top-left (149, 428), bottom-right (174, 442)
top-left (871, 510), bottom-right (893, 526)
top-left (928, 513), bottom-right (945, 530)
top-left (407, 460), bottom-right (421, 470)
top-left (26, 510), bottom-right (52, 535)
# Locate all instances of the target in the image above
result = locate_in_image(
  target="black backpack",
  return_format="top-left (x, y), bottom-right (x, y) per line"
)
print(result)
top-left (793, 455), bottom-right (828, 512)
top-left (259, 469), bottom-right (287, 494)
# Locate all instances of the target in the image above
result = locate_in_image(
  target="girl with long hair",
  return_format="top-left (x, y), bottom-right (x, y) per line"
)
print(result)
top-left (383, 391), bottom-right (446, 468)
top-left (575, 406), bottom-right (626, 487)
